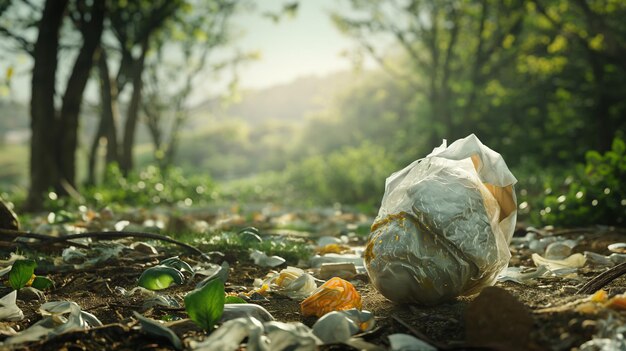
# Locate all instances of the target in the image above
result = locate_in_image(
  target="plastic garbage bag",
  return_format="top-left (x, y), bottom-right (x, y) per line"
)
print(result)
top-left (365, 134), bottom-right (517, 304)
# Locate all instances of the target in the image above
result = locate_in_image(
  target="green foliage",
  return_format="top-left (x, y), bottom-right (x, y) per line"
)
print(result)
top-left (31, 276), bottom-right (54, 290)
top-left (138, 266), bottom-right (185, 291)
top-left (8, 259), bottom-right (36, 290)
top-left (159, 257), bottom-right (194, 274)
top-left (224, 296), bottom-right (247, 304)
top-left (184, 278), bottom-right (225, 330)
top-left (83, 164), bottom-right (214, 208)
top-left (193, 232), bottom-right (312, 264)
top-left (285, 143), bottom-right (396, 209)
top-left (538, 136), bottom-right (626, 227)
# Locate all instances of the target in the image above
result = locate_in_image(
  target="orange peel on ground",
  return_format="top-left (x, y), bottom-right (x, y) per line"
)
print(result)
top-left (300, 277), bottom-right (361, 318)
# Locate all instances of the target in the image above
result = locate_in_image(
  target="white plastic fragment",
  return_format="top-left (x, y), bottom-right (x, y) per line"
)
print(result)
top-left (312, 312), bottom-right (358, 344)
top-left (4, 300), bottom-right (101, 345)
top-left (309, 254), bottom-right (364, 268)
top-left (222, 304), bottom-right (275, 323)
top-left (0, 291), bottom-right (24, 321)
top-left (312, 309), bottom-right (375, 344)
top-left (544, 240), bottom-right (578, 259)
top-left (254, 266), bottom-right (317, 299)
top-left (531, 253), bottom-right (586, 271)
top-left (388, 333), bottom-right (437, 351)
top-left (0, 252), bottom-right (27, 266)
top-left (317, 236), bottom-right (343, 247)
top-left (264, 321), bottom-right (321, 350)
top-left (250, 250), bottom-right (286, 268)
top-left (585, 251), bottom-right (626, 267)
top-left (497, 265), bottom-right (551, 285)
top-left (0, 265), bottom-right (12, 277)
top-left (191, 316), bottom-right (266, 351)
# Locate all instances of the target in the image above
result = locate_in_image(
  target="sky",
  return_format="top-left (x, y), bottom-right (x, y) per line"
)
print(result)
top-left (0, 0), bottom-right (372, 104)
top-left (230, 0), bottom-right (365, 90)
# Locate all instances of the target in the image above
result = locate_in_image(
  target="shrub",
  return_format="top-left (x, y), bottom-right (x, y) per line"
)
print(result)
top-left (285, 143), bottom-right (396, 210)
top-left (538, 136), bottom-right (626, 226)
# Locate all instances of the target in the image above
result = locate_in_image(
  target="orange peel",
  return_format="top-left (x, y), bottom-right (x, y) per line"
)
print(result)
top-left (300, 277), bottom-right (361, 318)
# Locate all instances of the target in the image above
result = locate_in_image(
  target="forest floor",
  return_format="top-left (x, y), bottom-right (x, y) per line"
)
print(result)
top-left (1, 205), bottom-right (625, 350)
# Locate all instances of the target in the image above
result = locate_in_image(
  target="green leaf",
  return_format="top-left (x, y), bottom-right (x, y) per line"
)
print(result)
top-left (184, 278), bottom-right (225, 330)
top-left (8, 259), bottom-right (37, 290)
top-left (31, 276), bottom-right (54, 290)
top-left (159, 257), bottom-right (194, 274)
top-left (138, 266), bottom-right (185, 290)
top-left (224, 296), bottom-right (247, 304)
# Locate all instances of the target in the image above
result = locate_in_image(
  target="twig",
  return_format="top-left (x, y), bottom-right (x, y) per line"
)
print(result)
top-left (577, 262), bottom-right (626, 294)
top-left (0, 228), bottom-right (211, 261)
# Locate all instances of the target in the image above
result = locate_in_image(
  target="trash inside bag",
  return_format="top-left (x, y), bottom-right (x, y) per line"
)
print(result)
top-left (365, 134), bottom-right (517, 305)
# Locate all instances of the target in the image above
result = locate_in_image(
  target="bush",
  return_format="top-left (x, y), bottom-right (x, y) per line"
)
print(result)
top-left (538, 136), bottom-right (626, 227)
top-left (81, 164), bottom-right (215, 208)
top-left (285, 143), bottom-right (396, 210)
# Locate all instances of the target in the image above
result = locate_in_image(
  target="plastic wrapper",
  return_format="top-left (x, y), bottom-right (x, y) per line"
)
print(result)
top-left (365, 134), bottom-right (517, 305)
top-left (300, 277), bottom-right (361, 317)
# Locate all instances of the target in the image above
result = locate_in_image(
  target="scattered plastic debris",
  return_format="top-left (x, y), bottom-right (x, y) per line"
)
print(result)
top-left (0, 291), bottom-right (23, 321)
top-left (608, 243), bottom-right (626, 254)
top-left (309, 253), bottom-right (364, 269)
top-left (318, 262), bottom-right (357, 280)
top-left (250, 250), bottom-right (286, 267)
top-left (312, 309), bottom-right (374, 344)
top-left (585, 251), bottom-right (626, 267)
top-left (190, 316), bottom-right (321, 351)
top-left (531, 253), bottom-right (586, 271)
top-left (3, 301), bottom-right (102, 345)
top-left (253, 266), bottom-right (317, 299)
top-left (389, 333), bottom-right (437, 351)
top-left (222, 304), bottom-right (275, 323)
top-left (497, 265), bottom-right (551, 285)
top-left (301, 277), bottom-right (362, 317)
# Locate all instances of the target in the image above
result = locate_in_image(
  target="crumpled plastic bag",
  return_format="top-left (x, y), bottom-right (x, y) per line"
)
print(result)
top-left (365, 134), bottom-right (517, 305)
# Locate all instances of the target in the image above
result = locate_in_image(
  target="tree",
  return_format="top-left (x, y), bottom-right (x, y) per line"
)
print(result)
top-left (332, 0), bottom-right (527, 144)
top-left (531, 0), bottom-right (626, 152)
top-left (141, 0), bottom-right (247, 170)
top-left (0, 0), bottom-right (105, 210)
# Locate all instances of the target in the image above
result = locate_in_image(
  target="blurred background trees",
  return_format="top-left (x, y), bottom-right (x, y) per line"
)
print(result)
top-left (0, 0), bottom-right (624, 226)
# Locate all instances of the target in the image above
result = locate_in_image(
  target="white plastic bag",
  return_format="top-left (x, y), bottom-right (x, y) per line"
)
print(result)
top-left (365, 134), bottom-right (517, 305)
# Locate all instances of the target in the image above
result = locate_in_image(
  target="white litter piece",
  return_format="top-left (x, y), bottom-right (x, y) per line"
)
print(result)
top-left (389, 333), bottom-right (437, 351)
top-left (0, 291), bottom-right (24, 321)
top-left (250, 250), bottom-right (286, 268)
top-left (497, 265), bottom-right (551, 285)
top-left (531, 253), bottom-right (586, 271)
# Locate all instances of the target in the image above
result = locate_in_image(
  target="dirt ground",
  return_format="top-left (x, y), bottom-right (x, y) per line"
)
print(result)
top-left (1, 222), bottom-right (626, 350)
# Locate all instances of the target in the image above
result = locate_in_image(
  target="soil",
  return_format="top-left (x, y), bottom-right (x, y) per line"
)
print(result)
top-left (1, 213), bottom-right (626, 350)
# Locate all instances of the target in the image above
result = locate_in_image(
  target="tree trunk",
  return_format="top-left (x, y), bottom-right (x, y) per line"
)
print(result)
top-left (24, 0), bottom-right (68, 212)
top-left (58, 0), bottom-right (105, 188)
top-left (587, 49), bottom-right (613, 152)
top-left (87, 47), bottom-right (120, 185)
top-left (120, 39), bottom-right (149, 176)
